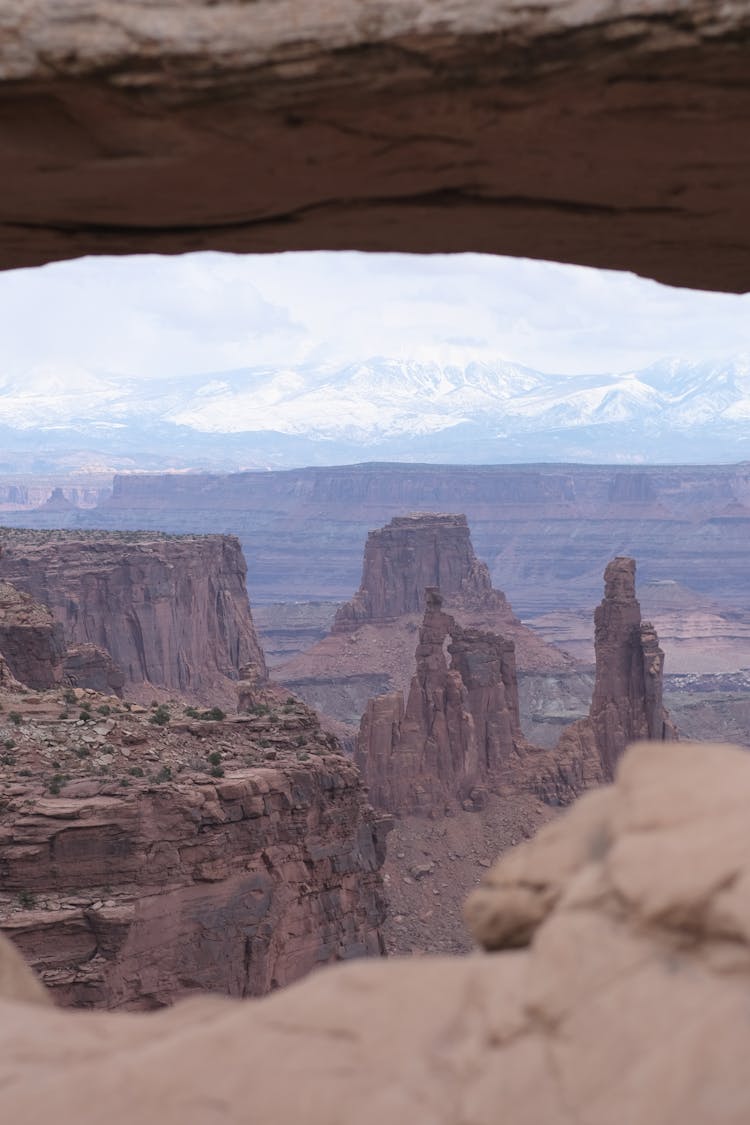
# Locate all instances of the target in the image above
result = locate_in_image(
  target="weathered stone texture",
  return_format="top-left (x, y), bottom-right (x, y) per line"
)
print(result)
top-left (0, 580), bottom-right (64, 689)
top-left (2, 741), bottom-right (750, 1122)
top-left (1, 3), bottom-right (750, 291)
top-left (357, 556), bottom-right (675, 814)
top-left (0, 755), bottom-right (387, 1008)
top-left (356, 588), bottom-right (525, 814)
top-left (62, 643), bottom-right (125, 697)
top-left (334, 513), bottom-right (511, 631)
top-left (0, 532), bottom-right (267, 703)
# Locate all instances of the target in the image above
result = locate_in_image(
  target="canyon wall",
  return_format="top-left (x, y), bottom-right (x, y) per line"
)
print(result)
top-left (0, 581), bottom-right (64, 690)
top-left (28, 462), bottom-right (747, 613)
top-left (0, 689), bottom-right (388, 1009)
top-left (0, 531), bottom-right (267, 703)
top-left (4, 741), bottom-right (750, 1124)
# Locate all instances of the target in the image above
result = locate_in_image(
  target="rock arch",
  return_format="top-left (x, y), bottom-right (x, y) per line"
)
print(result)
top-left (1, 1), bottom-right (749, 290)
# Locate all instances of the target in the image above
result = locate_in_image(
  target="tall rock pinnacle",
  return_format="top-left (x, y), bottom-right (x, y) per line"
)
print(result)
top-left (355, 588), bottom-right (523, 815)
top-left (590, 557), bottom-right (676, 778)
top-left (357, 556), bottom-right (676, 815)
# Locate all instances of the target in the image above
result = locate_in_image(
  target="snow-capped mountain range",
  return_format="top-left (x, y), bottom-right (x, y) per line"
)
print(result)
top-left (1, 355), bottom-right (749, 471)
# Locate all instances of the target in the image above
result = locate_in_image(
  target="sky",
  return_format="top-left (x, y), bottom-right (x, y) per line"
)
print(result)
top-left (1, 250), bottom-right (750, 384)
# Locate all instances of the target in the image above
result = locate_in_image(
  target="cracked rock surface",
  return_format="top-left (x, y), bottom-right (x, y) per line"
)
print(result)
top-left (1, 2), bottom-right (750, 288)
top-left (2, 739), bottom-right (750, 1122)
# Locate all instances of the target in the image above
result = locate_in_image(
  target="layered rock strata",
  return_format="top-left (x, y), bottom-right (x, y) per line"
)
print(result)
top-left (1, 4), bottom-right (750, 295)
top-left (2, 741), bottom-right (750, 1123)
top-left (355, 588), bottom-right (525, 815)
top-left (0, 530), bottom-right (267, 704)
top-left (280, 512), bottom-right (574, 731)
top-left (0, 580), bottom-right (64, 689)
top-left (333, 514), bottom-right (511, 630)
top-left (62, 644), bottom-right (126, 698)
top-left (0, 687), bottom-right (387, 1009)
top-left (357, 557), bottom-right (675, 814)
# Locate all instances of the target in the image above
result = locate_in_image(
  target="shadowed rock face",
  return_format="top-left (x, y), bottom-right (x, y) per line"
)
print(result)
top-left (0, 532), bottom-right (267, 704)
top-left (62, 644), bottom-right (125, 698)
top-left (0, 581), bottom-right (64, 689)
top-left (1, 3), bottom-right (750, 292)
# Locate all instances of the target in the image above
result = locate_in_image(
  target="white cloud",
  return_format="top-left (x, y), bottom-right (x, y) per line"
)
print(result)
top-left (0, 250), bottom-right (749, 386)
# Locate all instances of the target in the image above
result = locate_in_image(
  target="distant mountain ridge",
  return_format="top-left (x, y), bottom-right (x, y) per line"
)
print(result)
top-left (1, 354), bottom-right (749, 469)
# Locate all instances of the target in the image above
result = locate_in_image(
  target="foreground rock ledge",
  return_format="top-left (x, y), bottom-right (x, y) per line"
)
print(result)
top-left (3, 739), bottom-right (750, 1123)
top-left (2, 2), bottom-right (750, 289)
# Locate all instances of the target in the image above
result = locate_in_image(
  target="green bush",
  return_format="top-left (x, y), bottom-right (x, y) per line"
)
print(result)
top-left (8, 711), bottom-right (22, 726)
top-left (149, 705), bottom-right (170, 726)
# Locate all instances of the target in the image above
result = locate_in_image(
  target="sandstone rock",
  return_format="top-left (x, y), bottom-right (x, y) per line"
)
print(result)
top-left (2, 741), bottom-right (750, 1122)
top-left (527, 557), bottom-right (676, 806)
top-left (358, 557), bottom-right (675, 815)
top-left (0, 580), bottom-right (64, 689)
top-left (280, 512), bottom-right (573, 732)
top-left (0, 531), bottom-right (266, 704)
top-left (63, 643), bottom-right (125, 698)
top-left (0, 755), bottom-right (387, 1008)
top-left (1, 3), bottom-right (749, 293)
top-left (355, 588), bottom-right (525, 815)
top-left (0, 929), bottom-right (51, 1008)
top-left (333, 514), bottom-right (511, 630)
top-left (591, 558), bottom-right (676, 777)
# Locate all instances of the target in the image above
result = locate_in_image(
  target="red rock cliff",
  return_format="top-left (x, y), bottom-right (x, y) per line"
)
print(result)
top-left (333, 513), bottom-right (511, 631)
top-left (0, 700), bottom-right (387, 1009)
top-left (355, 589), bottom-right (525, 815)
top-left (532, 556), bottom-right (677, 805)
top-left (358, 558), bottom-right (675, 814)
top-left (0, 532), bottom-right (267, 704)
top-left (0, 581), bottom-right (64, 689)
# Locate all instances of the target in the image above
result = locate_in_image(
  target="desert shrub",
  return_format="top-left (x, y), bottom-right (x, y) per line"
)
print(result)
top-left (210, 764), bottom-right (224, 778)
top-left (8, 711), bottom-right (22, 726)
top-left (149, 705), bottom-right (170, 726)
top-left (63, 688), bottom-right (77, 704)
top-left (207, 751), bottom-right (222, 767)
